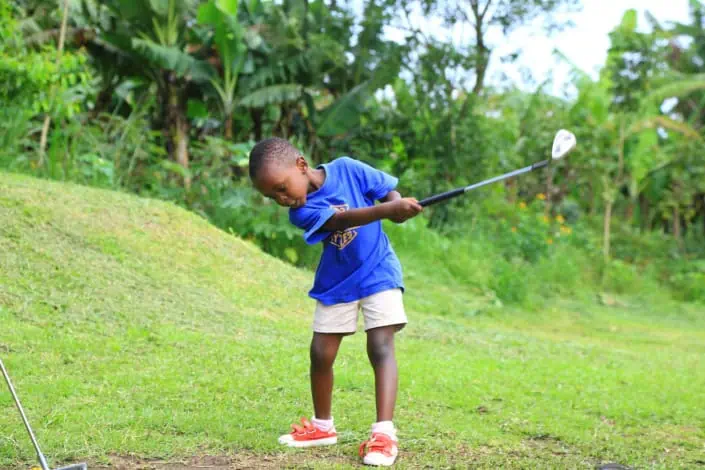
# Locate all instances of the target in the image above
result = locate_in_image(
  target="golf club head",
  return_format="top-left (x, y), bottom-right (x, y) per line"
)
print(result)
top-left (54, 464), bottom-right (88, 470)
top-left (552, 129), bottom-right (577, 160)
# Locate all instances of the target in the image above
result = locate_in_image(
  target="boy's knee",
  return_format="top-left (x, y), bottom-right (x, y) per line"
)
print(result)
top-left (367, 336), bottom-right (394, 365)
top-left (310, 339), bottom-right (336, 368)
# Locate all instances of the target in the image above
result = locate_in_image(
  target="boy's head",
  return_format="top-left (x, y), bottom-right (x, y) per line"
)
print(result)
top-left (249, 137), bottom-right (311, 209)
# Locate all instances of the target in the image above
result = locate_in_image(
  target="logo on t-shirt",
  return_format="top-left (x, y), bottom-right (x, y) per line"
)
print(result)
top-left (329, 204), bottom-right (358, 250)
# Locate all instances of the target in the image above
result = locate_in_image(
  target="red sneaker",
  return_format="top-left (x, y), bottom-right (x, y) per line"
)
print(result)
top-left (278, 417), bottom-right (338, 448)
top-left (359, 432), bottom-right (399, 466)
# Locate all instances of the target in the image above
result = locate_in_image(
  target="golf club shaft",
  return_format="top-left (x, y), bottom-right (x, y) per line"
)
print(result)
top-left (0, 358), bottom-right (51, 470)
top-left (419, 159), bottom-right (550, 207)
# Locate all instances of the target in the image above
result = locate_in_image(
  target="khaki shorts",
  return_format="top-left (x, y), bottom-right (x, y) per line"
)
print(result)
top-left (313, 288), bottom-right (407, 334)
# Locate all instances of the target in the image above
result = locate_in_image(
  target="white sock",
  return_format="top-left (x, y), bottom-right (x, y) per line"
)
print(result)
top-left (312, 416), bottom-right (334, 431)
top-left (371, 421), bottom-right (397, 440)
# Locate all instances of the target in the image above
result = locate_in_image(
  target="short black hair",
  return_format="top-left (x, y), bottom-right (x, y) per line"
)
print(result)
top-left (248, 137), bottom-right (301, 181)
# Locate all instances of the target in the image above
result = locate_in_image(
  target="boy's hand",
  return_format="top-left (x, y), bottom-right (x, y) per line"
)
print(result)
top-left (386, 198), bottom-right (423, 223)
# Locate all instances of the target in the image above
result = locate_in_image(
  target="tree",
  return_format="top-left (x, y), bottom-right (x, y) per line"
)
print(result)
top-left (1, 0), bottom-right (92, 171)
top-left (559, 10), bottom-right (703, 261)
top-left (642, 1), bottom-right (705, 241)
top-left (389, 0), bottom-right (580, 95)
top-left (80, 0), bottom-right (214, 188)
top-left (38, 0), bottom-right (70, 166)
top-left (197, 0), bottom-right (249, 139)
top-left (238, 0), bottom-right (403, 159)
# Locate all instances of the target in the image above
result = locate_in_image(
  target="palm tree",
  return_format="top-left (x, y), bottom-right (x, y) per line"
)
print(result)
top-left (80, 0), bottom-right (214, 188)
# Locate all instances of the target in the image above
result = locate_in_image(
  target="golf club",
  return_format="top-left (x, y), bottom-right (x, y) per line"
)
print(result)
top-left (418, 129), bottom-right (577, 207)
top-left (0, 358), bottom-right (88, 470)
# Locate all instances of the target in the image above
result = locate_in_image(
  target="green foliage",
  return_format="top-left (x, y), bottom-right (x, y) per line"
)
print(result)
top-left (180, 136), bottom-right (321, 268)
top-left (670, 271), bottom-right (705, 303)
top-left (488, 197), bottom-right (577, 263)
top-left (668, 260), bottom-right (705, 302)
top-left (213, 187), bottom-right (321, 267)
top-left (490, 0), bottom-right (582, 33)
top-left (196, 0), bottom-right (249, 136)
top-left (0, 9), bottom-right (92, 120)
top-left (490, 258), bottom-right (532, 304)
top-left (1, 0), bottom-right (704, 315)
top-left (603, 259), bottom-right (649, 295)
top-left (0, 2), bottom-right (13, 47)
top-left (131, 39), bottom-right (215, 82)
top-left (238, 84), bottom-right (304, 108)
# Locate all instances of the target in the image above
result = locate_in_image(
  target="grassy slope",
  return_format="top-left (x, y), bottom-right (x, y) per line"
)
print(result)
top-left (1, 172), bottom-right (704, 469)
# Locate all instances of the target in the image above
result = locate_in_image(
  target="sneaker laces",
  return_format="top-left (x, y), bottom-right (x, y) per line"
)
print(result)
top-left (359, 432), bottom-right (396, 457)
top-left (290, 417), bottom-right (316, 435)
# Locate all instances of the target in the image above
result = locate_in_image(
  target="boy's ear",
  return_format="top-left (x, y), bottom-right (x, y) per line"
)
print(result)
top-left (296, 156), bottom-right (308, 172)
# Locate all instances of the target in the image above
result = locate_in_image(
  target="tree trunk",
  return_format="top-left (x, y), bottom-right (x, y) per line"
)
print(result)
top-left (91, 85), bottom-right (116, 118)
top-left (251, 108), bottom-right (263, 141)
top-left (472, 23), bottom-right (488, 94)
top-left (673, 205), bottom-right (683, 251)
top-left (625, 199), bottom-right (635, 222)
top-left (639, 194), bottom-right (650, 232)
top-left (603, 199), bottom-right (613, 262)
top-left (589, 182), bottom-right (596, 216)
top-left (174, 113), bottom-right (190, 189)
top-left (225, 113), bottom-right (233, 139)
top-left (168, 79), bottom-right (190, 189)
top-left (38, 0), bottom-right (70, 166)
top-left (39, 119), bottom-right (50, 166)
top-left (603, 122), bottom-right (625, 260)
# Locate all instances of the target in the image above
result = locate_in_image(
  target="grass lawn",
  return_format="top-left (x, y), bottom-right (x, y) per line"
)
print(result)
top-left (1, 172), bottom-right (704, 469)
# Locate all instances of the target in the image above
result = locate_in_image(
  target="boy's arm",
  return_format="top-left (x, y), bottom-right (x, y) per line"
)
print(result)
top-left (380, 190), bottom-right (402, 203)
top-left (322, 197), bottom-right (422, 232)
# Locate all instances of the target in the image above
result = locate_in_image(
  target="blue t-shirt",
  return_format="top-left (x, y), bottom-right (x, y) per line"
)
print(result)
top-left (289, 157), bottom-right (404, 305)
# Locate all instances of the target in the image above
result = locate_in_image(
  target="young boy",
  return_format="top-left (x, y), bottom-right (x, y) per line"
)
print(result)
top-left (248, 137), bottom-right (423, 466)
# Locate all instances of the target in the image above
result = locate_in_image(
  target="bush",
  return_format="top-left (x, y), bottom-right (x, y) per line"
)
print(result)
top-left (210, 186), bottom-right (322, 268)
top-left (534, 245), bottom-right (598, 297)
top-left (490, 258), bottom-right (531, 304)
top-left (668, 261), bottom-right (705, 303)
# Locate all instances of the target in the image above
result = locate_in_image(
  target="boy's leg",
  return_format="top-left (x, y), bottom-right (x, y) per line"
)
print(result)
top-left (279, 299), bottom-right (358, 448)
top-left (366, 325), bottom-right (398, 422)
top-left (359, 289), bottom-right (407, 466)
top-left (310, 298), bottom-right (359, 419)
top-left (361, 325), bottom-right (401, 466)
top-left (362, 288), bottom-right (407, 421)
top-left (310, 332), bottom-right (345, 420)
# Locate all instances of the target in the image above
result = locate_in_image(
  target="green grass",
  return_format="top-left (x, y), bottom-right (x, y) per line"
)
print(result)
top-left (1, 171), bottom-right (704, 469)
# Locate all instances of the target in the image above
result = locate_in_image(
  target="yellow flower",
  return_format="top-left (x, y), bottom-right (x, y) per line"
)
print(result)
top-left (537, 193), bottom-right (546, 200)
top-left (547, 238), bottom-right (554, 245)
top-left (542, 215), bottom-right (549, 223)
top-left (519, 202), bottom-right (527, 209)
top-left (511, 226), bottom-right (517, 233)
top-left (556, 215), bottom-right (565, 224)
top-left (560, 226), bottom-right (572, 235)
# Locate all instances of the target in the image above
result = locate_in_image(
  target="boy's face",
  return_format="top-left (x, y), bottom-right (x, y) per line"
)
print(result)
top-left (253, 156), bottom-right (310, 209)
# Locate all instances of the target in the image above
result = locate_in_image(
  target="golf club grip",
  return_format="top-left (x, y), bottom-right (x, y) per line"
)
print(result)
top-left (419, 187), bottom-right (465, 207)
top-left (531, 159), bottom-right (549, 170)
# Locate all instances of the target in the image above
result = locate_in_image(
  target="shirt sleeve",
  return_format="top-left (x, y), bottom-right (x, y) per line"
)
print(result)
top-left (289, 206), bottom-right (337, 245)
top-left (344, 157), bottom-right (399, 201)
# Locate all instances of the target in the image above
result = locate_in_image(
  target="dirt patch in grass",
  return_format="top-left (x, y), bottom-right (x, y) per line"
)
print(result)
top-left (90, 452), bottom-right (355, 469)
